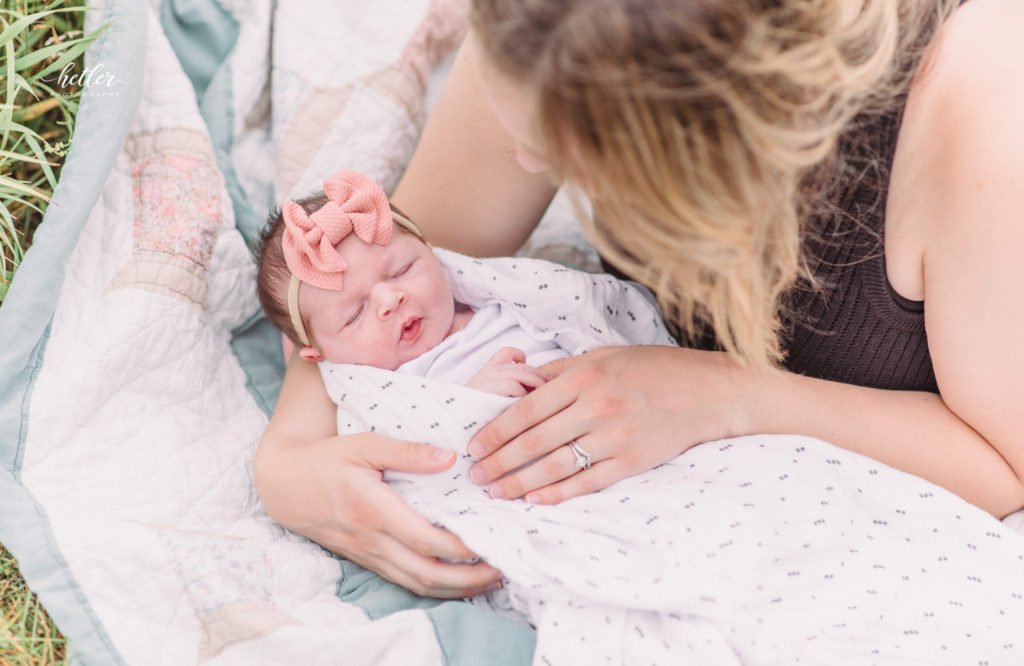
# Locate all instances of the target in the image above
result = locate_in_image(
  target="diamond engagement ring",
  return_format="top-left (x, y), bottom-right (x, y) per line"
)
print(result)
top-left (568, 440), bottom-right (592, 470)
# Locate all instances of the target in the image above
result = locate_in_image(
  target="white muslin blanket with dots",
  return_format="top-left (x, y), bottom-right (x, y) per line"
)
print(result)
top-left (321, 249), bottom-right (1024, 666)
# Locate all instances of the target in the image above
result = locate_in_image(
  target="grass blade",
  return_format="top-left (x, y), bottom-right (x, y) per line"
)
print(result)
top-left (26, 32), bottom-right (94, 80)
top-left (0, 10), bottom-right (66, 50)
top-left (31, 23), bottom-right (108, 82)
top-left (13, 97), bottom-right (60, 122)
top-left (0, 175), bottom-right (51, 202)
top-left (20, 134), bottom-right (58, 189)
top-left (1, 39), bottom-right (14, 150)
top-left (0, 148), bottom-right (53, 166)
top-left (2, 120), bottom-right (46, 142)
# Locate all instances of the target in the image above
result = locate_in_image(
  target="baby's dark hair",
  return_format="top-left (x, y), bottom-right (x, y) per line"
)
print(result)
top-left (255, 193), bottom-right (421, 346)
top-left (256, 194), bottom-right (327, 345)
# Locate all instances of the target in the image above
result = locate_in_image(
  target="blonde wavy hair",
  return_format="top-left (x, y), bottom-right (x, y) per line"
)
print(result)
top-left (471, 0), bottom-right (957, 365)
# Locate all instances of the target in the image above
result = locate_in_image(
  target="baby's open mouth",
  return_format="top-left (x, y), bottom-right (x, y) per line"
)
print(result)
top-left (401, 317), bottom-right (422, 343)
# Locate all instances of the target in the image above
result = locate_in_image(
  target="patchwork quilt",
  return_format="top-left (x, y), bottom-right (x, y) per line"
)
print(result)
top-left (1, 1), bottom-right (532, 664)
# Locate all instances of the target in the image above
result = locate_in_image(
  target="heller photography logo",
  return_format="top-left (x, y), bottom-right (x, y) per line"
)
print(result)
top-left (50, 61), bottom-right (131, 97)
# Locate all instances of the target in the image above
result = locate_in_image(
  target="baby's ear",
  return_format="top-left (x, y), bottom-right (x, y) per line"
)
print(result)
top-left (298, 346), bottom-right (324, 363)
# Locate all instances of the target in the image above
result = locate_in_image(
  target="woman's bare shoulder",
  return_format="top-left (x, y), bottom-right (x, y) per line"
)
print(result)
top-left (911, 0), bottom-right (1024, 227)
top-left (886, 0), bottom-right (1023, 298)
top-left (903, 0), bottom-right (1024, 417)
top-left (919, 0), bottom-right (1024, 101)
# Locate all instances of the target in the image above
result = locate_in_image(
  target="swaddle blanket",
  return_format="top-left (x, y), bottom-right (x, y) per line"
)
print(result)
top-left (322, 256), bottom-right (1024, 665)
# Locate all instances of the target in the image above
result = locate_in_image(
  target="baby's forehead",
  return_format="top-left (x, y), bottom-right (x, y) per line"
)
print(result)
top-left (360, 229), bottom-right (431, 265)
top-left (341, 232), bottom-right (413, 267)
top-left (304, 234), bottom-right (423, 301)
top-left (300, 279), bottom-right (350, 329)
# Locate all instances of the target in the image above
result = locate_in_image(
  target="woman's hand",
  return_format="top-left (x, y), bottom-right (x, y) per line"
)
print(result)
top-left (466, 345), bottom-right (749, 504)
top-left (254, 430), bottom-right (504, 598)
top-left (256, 352), bottom-right (501, 598)
top-left (465, 347), bottom-right (547, 397)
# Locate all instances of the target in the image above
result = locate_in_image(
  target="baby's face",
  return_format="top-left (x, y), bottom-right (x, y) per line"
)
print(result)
top-left (296, 230), bottom-right (456, 368)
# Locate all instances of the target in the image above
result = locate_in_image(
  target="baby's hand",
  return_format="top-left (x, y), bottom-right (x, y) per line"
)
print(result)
top-left (465, 347), bottom-right (547, 398)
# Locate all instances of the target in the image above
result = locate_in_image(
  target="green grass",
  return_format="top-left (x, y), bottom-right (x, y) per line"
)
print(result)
top-left (2, 2), bottom-right (104, 663)
top-left (1, 0), bottom-right (105, 303)
top-left (0, 545), bottom-right (67, 666)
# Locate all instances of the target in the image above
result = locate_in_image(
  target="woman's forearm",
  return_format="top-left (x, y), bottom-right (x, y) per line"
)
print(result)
top-left (262, 350), bottom-right (338, 445)
top-left (745, 368), bottom-right (1024, 518)
top-left (254, 351), bottom-right (338, 518)
top-left (390, 32), bottom-right (557, 256)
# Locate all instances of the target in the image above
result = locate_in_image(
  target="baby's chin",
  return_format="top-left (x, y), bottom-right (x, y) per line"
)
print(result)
top-left (396, 332), bottom-right (448, 368)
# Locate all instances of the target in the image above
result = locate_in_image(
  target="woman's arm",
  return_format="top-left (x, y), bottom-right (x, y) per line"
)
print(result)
top-left (391, 31), bottom-right (558, 255)
top-left (255, 31), bottom-right (557, 596)
top-left (467, 337), bottom-right (1024, 517)
top-left (754, 375), bottom-right (1024, 518)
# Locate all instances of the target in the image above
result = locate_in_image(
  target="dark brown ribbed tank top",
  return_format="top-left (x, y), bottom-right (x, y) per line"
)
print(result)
top-left (601, 96), bottom-right (938, 392)
top-left (598, 69), bottom-right (941, 392)
top-left (780, 102), bottom-right (938, 393)
top-left (778, 1), bottom-right (977, 394)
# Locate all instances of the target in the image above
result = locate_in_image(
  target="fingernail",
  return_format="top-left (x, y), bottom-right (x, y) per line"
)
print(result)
top-left (433, 449), bottom-right (455, 462)
top-left (486, 580), bottom-right (504, 592)
top-left (467, 440), bottom-right (484, 458)
top-left (489, 485), bottom-right (504, 499)
top-left (470, 466), bottom-right (485, 484)
top-left (524, 493), bottom-right (540, 505)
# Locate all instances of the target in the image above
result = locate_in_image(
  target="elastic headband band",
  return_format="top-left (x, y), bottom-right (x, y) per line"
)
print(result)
top-left (391, 209), bottom-right (423, 240)
top-left (288, 274), bottom-right (310, 347)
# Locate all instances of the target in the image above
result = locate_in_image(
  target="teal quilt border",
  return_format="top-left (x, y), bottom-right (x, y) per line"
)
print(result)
top-left (0, 1), bottom-right (147, 663)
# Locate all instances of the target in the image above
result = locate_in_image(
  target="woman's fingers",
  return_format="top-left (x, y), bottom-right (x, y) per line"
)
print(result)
top-left (309, 434), bottom-right (506, 595)
top-left (483, 435), bottom-right (595, 500)
top-left (259, 429), bottom-right (506, 599)
top-left (478, 429), bottom-right (629, 503)
top-left (361, 434), bottom-right (460, 474)
top-left (354, 436), bottom-right (493, 560)
top-left (372, 535), bottom-right (504, 598)
top-left (522, 460), bottom-right (622, 506)
top-left (470, 350), bottom-right (621, 458)
top-left (336, 523), bottom-right (502, 599)
top-left (537, 346), bottom-right (618, 380)
top-left (468, 375), bottom-right (578, 458)
top-left (372, 485), bottom-right (480, 562)
top-left (470, 401), bottom-right (585, 487)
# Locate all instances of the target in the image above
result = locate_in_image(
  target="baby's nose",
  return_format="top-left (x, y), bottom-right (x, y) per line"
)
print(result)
top-left (377, 288), bottom-right (405, 319)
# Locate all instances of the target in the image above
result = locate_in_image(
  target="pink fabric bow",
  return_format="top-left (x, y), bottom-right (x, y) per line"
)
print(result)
top-left (281, 170), bottom-right (393, 290)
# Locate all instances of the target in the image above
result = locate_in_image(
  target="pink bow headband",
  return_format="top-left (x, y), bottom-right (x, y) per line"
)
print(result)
top-left (281, 170), bottom-right (422, 347)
